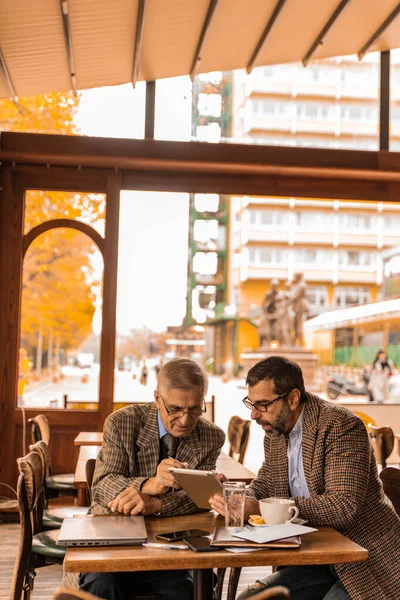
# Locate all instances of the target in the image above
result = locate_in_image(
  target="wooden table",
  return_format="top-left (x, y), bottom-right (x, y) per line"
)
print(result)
top-left (64, 512), bottom-right (368, 600)
top-left (74, 431), bottom-right (103, 446)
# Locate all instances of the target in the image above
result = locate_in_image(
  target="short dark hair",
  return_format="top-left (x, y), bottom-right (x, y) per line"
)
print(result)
top-left (246, 356), bottom-right (306, 398)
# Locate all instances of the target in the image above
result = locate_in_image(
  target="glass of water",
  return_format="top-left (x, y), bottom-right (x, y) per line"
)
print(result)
top-left (223, 481), bottom-right (246, 527)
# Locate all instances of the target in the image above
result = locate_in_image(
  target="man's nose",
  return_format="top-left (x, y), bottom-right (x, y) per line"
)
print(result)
top-left (179, 411), bottom-right (192, 425)
top-left (250, 406), bottom-right (261, 419)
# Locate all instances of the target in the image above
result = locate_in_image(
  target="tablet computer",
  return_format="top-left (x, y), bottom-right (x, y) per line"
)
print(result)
top-left (168, 468), bottom-right (224, 509)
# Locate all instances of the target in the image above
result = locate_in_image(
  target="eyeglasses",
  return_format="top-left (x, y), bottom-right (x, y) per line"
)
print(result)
top-left (242, 392), bottom-right (289, 413)
top-left (158, 394), bottom-right (206, 418)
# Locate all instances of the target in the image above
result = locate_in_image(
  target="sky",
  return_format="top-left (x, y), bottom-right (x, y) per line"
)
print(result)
top-left (75, 77), bottom-right (193, 333)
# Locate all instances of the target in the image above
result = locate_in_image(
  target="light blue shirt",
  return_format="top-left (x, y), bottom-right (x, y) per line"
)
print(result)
top-left (157, 411), bottom-right (167, 439)
top-left (287, 406), bottom-right (310, 499)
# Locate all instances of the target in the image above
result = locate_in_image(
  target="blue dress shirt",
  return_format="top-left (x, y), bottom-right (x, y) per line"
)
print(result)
top-left (287, 406), bottom-right (310, 499)
top-left (157, 411), bottom-right (167, 439)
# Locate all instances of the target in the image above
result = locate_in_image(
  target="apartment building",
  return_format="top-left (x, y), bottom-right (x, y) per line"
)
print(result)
top-left (190, 54), bottom-right (400, 369)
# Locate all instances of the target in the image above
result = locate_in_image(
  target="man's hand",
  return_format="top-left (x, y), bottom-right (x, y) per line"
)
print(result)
top-left (141, 458), bottom-right (188, 496)
top-left (209, 494), bottom-right (260, 522)
top-left (108, 487), bottom-right (162, 516)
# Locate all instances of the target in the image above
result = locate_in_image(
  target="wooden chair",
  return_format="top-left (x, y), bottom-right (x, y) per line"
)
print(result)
top-left (11, 451), bottom-right (66, 600)
top-left (85, 458), bottom-right (97, 503)
top-left (353, 411), bottom-right (377, 430)
top-left (380, 467), bottom-right (400, 516)
top-left (228, 415), bottom-right (251, 464)
top-left (53, 589), bottom-right (99, 600)
top-left (216, 415), bottom-right (251, 600)
top-left (368, 425), bottom-right (394, 469)
top-left (54, 586), bottom-right (157, 600)
top-left (29, 441), bottom-right (88, 527)
top-left (0, 482), bottom-right (19, 523)
top-left (28, 414), bottom-right (75, 494)
top-left (249, 587), bottom-right (290, 600)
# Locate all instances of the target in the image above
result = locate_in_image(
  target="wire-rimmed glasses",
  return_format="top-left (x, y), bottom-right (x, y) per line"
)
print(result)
top-left (158, 394), bottom-right (206, 419)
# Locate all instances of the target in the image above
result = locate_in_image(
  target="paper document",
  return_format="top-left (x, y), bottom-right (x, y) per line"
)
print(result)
top-left (233, 523), bottom-right (317, 544)
top-left (211, 526), bottom-right (302, 548)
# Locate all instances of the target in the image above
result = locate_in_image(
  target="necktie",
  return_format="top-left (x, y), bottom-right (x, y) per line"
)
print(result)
top-left (162, 433), bottom-right (179, 459)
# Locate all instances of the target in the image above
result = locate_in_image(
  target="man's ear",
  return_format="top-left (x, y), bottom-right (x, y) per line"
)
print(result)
top-left (154, 391), bottom-right (160, 407)
top-left (288, 389), bottom-right (301, 410)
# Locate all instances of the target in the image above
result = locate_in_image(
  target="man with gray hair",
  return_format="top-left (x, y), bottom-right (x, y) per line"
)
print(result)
top-left (80, 357), bottom-right (225, 600)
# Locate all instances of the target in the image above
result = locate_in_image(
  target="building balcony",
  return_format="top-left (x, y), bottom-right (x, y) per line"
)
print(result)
top-left (340, 84), bottom-right (378, 100)
top-left (293, 82), bottom-right (338, 98)
top-left (294, 231), bottom-right (334, 245)
top-left (295, 118), bottom-right (336, 134)
top-left (242, 264), bottom-right (378, 284)
top-left (338, 232), bottom-right (378, 246)
top-left (244, 115), bottom-right (291, 134)
top-left (336, 269), bottom-right (377, 284)
top-left (248, 77), bottom-right (292, 96)
top-left (247, 228), bottom-right (289, 243)
top-left (339, 121), bottom-right (378, 136)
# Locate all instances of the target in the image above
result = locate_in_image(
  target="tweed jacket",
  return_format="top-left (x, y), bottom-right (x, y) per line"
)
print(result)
top-left (90, 403), bottom-right (225, 516)
top-left (247, 393), bottom-right (400, 600)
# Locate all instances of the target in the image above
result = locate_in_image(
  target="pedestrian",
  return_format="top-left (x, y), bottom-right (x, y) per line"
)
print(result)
top-left (140, 360), bottom-right (148, 386)
top-left (368, 349), bottom-right (393, 404)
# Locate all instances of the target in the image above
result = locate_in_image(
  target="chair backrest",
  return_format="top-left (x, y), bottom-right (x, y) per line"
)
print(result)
top-left (227, 415), bottom-right (251, 464)
top-left (250, 586), bottom-right (290, 600)
top-left (11, 451), bottom-right (45, 600)
top-left (28, 414), bottom-right (50, 446)
top-left (53, 587), bottom-right (100, 600)
top-left (353, 411), bottom-right (377, 429)
top-left (29, 440), bottom-right (51, 492)
top-left (380, 467), bottom-right (400, 516)
top-left (85, 458), bottom-right (97, 502)
top-left (368, 425), bottom-right (394, 469)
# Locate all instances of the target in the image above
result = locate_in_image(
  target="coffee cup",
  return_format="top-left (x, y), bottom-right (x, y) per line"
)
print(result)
top-left (259, 498), bottom-right (299, 526)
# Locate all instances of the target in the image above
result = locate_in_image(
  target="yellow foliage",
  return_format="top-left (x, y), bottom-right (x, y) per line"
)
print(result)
top-left (0, 91), bottom-right (104, 361)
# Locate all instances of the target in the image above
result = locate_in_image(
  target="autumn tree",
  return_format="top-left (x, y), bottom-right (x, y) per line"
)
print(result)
top-left (0, 92), bottom-right (104, 370)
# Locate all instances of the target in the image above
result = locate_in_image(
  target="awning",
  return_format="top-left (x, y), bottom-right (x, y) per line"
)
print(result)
top-left (0, 0), bottom-right (400, 99)
top-left (304, 298), bottom-right (400, 331)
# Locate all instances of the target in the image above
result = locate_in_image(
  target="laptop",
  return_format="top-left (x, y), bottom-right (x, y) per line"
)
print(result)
top-left (57, 515), bottom-right (147, 547)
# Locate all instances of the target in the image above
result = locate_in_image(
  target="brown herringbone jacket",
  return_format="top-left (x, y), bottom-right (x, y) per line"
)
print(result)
top-left (90, 403), bottom-right (225, 516)
top-left (248, 393), bottom-right (400, 600)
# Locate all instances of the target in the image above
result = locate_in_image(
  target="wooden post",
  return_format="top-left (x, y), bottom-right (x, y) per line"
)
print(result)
top-left (98, 170), bottom-right (121, 425)
top-left (379, 51), bottom-right (390, 151)
top-left (0, 167), bottom-right (25, 485)
top-left (145, 81), bottom-right (156, 140)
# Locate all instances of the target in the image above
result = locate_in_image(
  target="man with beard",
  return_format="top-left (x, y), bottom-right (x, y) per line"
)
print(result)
top-left (210, 356), bottom-right (400, 600)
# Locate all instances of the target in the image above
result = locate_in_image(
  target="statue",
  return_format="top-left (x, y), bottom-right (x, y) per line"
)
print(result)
top-left (289, 272), bottom-right (310, 347)
top-left (276, 280), bottom-right (294, 346)
top-left (259, 279), bottom-right (282, 346)
top-left (258, 274), bottom-right (309, 348)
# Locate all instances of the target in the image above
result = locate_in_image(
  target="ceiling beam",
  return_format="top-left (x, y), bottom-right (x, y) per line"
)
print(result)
top-left (0, 47), bottom-right (18, 101)
top-left (190, 0), bottom-right (219, 80)
top-left (302, 0), bottom-right (352, 67)
top-left (132, 0), bottom-right (146, 88)
top-left (246, 0), bottom-right (287, 74)
top-left (59, 0), bottom-right (77, 95)
top-left (358, 4), bottom-right (400, 60)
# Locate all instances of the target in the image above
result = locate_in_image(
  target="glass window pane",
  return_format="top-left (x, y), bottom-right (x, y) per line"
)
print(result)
top-left (19, 228), bottom-right (103, 409)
